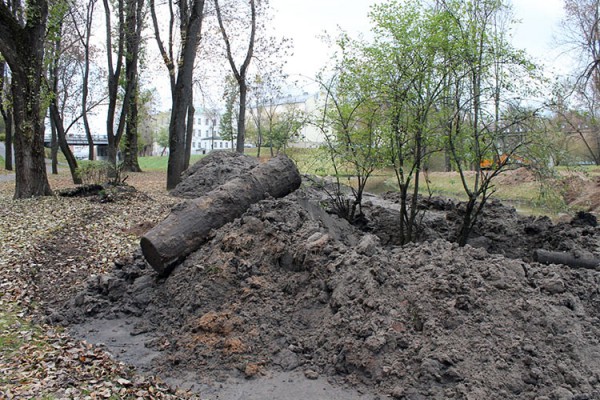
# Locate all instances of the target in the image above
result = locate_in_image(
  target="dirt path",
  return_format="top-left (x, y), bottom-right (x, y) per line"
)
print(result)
top-left (70, 318), bottom-right (378, 400)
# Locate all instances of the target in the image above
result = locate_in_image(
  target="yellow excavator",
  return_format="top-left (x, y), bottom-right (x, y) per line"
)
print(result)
top-left (480, 154), bottom-right (527, 170)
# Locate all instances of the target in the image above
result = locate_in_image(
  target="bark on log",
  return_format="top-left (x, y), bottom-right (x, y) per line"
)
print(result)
top-left (141, 155), bottom-right (301, 275)
top-left (533, 249), bottom-right (600, 270)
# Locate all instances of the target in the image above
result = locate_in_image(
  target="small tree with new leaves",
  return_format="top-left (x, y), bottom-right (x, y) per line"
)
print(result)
top-left (365, 0), bottom-right (454, 243)
top-left (439, 0), bottom-right (544, 245)
top-left (316, 38), bottom-right (386, 223)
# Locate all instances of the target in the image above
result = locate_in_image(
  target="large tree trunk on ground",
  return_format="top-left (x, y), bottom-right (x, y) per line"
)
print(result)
top-left (141, 155), bottom-right (301, 275)
top-left (533, 249), bottom-right (600, 270)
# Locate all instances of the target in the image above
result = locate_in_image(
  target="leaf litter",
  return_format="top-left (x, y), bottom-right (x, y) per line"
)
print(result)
top-left (2, 161), bottom-right (600, 400)
top-left (0, 172), bottom-right (195, 399)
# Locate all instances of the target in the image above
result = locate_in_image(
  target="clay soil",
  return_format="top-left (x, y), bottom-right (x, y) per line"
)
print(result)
top-left (2, 155), bottom-right (600, 399)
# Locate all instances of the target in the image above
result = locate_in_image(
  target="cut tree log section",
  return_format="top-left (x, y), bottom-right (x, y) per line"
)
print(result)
top-left (533, 249), bottom-right (600, 270)
top-left (141, 155), bottom-right (302, 275)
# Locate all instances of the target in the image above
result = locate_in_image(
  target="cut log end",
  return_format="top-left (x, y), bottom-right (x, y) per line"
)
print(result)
top-left (140, 236), bottom-right (170, 276)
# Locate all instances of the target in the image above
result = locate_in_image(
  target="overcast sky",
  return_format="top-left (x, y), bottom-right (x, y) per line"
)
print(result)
top-left (269, 0), bottom-right (571, 81)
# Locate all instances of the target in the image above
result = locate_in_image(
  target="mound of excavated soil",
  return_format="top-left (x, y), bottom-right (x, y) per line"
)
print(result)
top-left (170, 151), bottom-right (259, 198)
top-left (495, 167), bottom-right (537, 185)
top-left (568, 176), bottom-right (600, 213)
top-left (365, 193), bottom-right (600, 262)
top-left (56, 157), bottom-right (600, 399)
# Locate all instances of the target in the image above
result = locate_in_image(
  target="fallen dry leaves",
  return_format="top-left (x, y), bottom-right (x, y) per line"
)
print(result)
top-left (0, 171), bottom-right (199, 399)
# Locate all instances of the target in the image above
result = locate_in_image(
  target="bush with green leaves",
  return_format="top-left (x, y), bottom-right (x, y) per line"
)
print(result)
top-left (75, 161), bottom-right (114, 185)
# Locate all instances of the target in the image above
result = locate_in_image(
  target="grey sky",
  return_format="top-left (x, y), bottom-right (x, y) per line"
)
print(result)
top-left (270, 0), bottom-right (570, 78)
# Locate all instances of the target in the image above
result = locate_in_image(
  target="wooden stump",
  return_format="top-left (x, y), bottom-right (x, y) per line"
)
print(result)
top-left (141, 155), bottom-right (301, 275)
top-left (533, 249), bottom-right (600, 270)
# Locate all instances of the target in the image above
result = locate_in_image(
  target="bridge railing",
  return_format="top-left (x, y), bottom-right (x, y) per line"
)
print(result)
top-left (43, 134), bottom-right (109, 146)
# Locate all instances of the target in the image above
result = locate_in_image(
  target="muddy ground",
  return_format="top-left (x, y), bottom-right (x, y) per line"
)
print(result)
top-left (53, 153), bottom-right (600, 399)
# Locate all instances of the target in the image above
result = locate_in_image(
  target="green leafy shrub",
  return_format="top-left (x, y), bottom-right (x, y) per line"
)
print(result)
top-left (75, 161), bottom-right (113, 185)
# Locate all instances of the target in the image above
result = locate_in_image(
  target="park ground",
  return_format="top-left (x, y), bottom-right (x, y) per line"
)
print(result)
top-left (1, 156), bottom-right (600, 399)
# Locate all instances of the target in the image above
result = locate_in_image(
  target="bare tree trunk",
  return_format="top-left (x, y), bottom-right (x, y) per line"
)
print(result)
top-left (122, 92), bottom-right (142, 172)
top-left (3, 113), bottom-right (13, 171)
top-left (165, 0), bottom-right (205, 189)
top-left (121, 0), bottom-right (144, 173)
top-left (457, 197), bottom-right (476, 247)
top-left (184, 102), bottom-right (195, 170)
top-left (167, 91), bottom-right (190, 188)
top-left (237, 81), bottom-right (248, 153)
top-left (103, 0), bottom-right (127, 169)
top-left (49, 101), bottom-right (83, 184)
top-left (214, 0), bottom-right (256, 154)
top-left (50, 116), bottom-right (59, 174)
top-left (0, 0), bottom-right (53, 198)
top-left (0, 60), bottom-right (13, 171)
top-left (73, 0), bottom-right (98, 160)
top-left (11, 76), bottom-right (53, 198)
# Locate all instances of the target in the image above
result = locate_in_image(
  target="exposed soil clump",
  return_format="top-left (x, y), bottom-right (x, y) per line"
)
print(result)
top-left (56, 159), bottom-right (600, 399)
top-left (170, 151), bottom-right (259, 199)
top-left (366, 193), bottom-right (600, 262)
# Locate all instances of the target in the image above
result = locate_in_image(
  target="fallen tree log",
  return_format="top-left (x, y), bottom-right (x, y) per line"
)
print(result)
top-left (141, 155), bottom-right (301, 275)
top-left (533, 249), bottom-right (600, 270)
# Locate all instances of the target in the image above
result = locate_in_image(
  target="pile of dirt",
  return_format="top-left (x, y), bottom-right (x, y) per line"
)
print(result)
top-left (365, 193), bottom-right (600, 262)
top-left (495, 167), bottom-right (537, 185)
top-left (55, 157), bottom-right (600, 399)
top-left (568, 176), bottom-right (600, 213)
top-left (170, 151), bottom-right (259, 198)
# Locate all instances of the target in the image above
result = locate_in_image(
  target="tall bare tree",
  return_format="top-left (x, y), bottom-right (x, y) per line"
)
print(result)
top-left (558, 0), bottom-right (600, 164)
top-left (150, 0), bottom-right (205, 189)
top-left (0, 0), bottom-right (52, 198)
top-left (101, 0), bottom-right (144, 173)
top-left (70, 0), bottom-right (98, 160)
top-left (47, 14), bottom-right (83, 184)
top-left (121, 0), bottom-right (145, 172)
top-left (214, 0), bottom-right (256, 153)
top-left (103, 0), bottom-right (126, 167)
top-left (0, 59), bottom-right (12, 171)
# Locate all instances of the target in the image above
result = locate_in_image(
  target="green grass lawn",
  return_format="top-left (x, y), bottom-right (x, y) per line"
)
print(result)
top-left (355, 171), bottom-right (541, 202)
top-left (137, 155), bottom-right (171, 171)
top-left (135, 148), bottom-right (582, 217)
top-left (137, 154), bottom-right (204, 171)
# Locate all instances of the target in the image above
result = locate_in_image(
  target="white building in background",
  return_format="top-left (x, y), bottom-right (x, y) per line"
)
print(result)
top-left (277, 92), bottom-right (325, 147)
top-left (154, 106), bottom-right (233, 155)
top-left (156, 92), bottom-right (326, 154)
top-left (248, 91), bottom-right (325, 148)
top-left (190, 110), bottom-right (233, 154)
